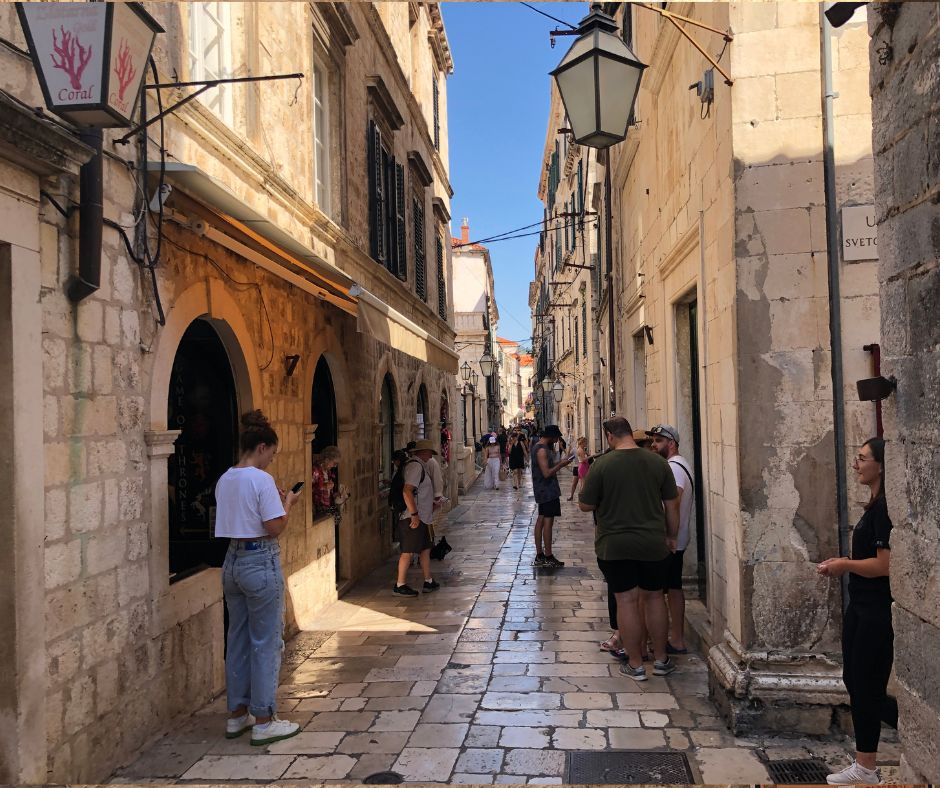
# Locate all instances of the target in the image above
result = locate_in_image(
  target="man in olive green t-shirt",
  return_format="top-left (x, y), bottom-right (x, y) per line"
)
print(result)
top-left (579, 416), bottom-right (680, 682)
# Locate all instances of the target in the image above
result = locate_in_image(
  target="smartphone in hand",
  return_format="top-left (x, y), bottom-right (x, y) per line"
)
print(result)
top-left (290, 481), bottom-right (305, 494)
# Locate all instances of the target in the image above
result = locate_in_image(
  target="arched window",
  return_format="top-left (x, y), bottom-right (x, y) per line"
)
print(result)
top-left (167, 318), bottom-right (238, 582)
top-left (416, 384), bottom-right (429, 440)
top-left (311, 356), bottom-right (337, 452)
top-left (380, 374), bottom-right (396, 483)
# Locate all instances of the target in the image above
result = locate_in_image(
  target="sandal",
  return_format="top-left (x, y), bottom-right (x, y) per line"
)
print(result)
top-left (600, 634), bottom-right (621, 652)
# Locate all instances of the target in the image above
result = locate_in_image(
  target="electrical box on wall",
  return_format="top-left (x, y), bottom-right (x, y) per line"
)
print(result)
top-left (694, 69), bottom-right (714, 105)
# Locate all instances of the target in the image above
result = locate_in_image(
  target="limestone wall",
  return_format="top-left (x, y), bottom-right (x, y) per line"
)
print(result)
top-left (869, 2), bottom-right (940, 780)
top-left (0, 1), bottom-right (457, 781)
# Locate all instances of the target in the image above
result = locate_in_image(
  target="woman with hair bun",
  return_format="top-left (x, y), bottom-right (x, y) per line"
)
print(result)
top-left (818, 437), bottom-right (898, 784)
top-left (215, 410), bottom-right (303, 747)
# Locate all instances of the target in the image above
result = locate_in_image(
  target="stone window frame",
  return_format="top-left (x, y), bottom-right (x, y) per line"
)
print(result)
top-left (145, 279), bottom-right (261, 629)
top-left (187, 2), bottom-right (235, 126)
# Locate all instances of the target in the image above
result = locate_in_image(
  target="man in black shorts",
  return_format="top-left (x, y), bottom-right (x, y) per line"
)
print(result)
top-left (579, 416), bottom-right (680, 681)
top-left (394, 440), bottom-right (440, 596)
top-left (531, 425), bottom-right (573, 567)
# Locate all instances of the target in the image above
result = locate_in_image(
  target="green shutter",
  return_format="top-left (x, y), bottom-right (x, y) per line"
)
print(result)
top-left (413, 197), bottom-right (426, 300)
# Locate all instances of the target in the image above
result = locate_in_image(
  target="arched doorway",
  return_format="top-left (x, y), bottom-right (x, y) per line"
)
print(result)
top-left (167, 318), bottom-right (238, 582)
top-left (416, 384), bottom-right (429, 440)
top-left (311, 356), bottom-right (340, 579)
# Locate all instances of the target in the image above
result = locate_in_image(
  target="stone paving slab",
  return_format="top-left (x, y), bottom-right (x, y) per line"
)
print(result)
top-left (113, 476), bottom-right (871, 784)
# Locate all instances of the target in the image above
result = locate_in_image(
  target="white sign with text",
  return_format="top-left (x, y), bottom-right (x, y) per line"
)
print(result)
top-left (842, 204), bottom-right (878, 261)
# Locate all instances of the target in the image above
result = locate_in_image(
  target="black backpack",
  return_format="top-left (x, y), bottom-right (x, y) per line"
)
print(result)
top-left (389, 459), bottom-right (425, 510)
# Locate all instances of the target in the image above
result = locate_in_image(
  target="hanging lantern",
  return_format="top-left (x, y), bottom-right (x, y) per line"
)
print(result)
top-left (17, 2), bottom-right (163, 127)
top-left (551, 4), bottom-right (646, 149)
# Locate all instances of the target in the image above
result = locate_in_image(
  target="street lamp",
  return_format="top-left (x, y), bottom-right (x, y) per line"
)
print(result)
top-left (541, 377), bottom-right (553, 394)
top-left (17, 2), bottom-right (163, 127)
top-left (470, 371), bottom-right (479, 388)
top-left (552, 379), bottom-right (565, 404)
top-left (479, 351), bottom-right (495, 378)
top-left (551, 4), bottom-right (647, 416)
top-left (550, 4), bottom-right (646, 149)
top-left (460, 361), bottom-right (472, 382)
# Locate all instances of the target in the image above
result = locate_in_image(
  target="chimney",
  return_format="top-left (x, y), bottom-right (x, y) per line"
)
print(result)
top-left (461, 217), bottom-right (470, 244)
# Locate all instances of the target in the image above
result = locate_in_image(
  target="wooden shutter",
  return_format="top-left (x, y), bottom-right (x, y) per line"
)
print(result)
top-left (393, 161), bottom-right (406, 280)
top-left (368, 121), bottom-right (385, 263)
top-left (575, 317), bottom-right (580, 363)
top-left (413, 197), bottom-right (426, 300)
top-left (582, 298), bottom-right (588, 349)
top-left (577, 160), bottom-right (584, 216)
top-left (436, 235), bottom-right (446, 320)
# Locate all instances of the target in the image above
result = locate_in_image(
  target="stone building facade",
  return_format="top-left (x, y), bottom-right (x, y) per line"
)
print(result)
top-left (539, 1), bottom-right (883, 732)
top-left (452, 218), bottom-right (501, 461)
top-left (868, 2), bottom-right (940, 780)
top-left (532, 97), bottom-right (604, 449)
top-left (0, 2), bottom-right (456, 782)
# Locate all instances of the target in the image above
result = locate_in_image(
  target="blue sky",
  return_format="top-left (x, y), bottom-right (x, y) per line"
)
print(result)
top-left (442, 2), bottom-right (587, 351)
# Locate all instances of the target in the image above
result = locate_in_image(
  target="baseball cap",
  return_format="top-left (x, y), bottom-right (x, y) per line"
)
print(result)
top-left (542, 424), bottom-right (563, 438)
top-left (646, 424), bottom-right (680, 444)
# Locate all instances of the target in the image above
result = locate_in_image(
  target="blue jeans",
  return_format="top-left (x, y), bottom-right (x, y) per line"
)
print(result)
top-left (222, 539), bottom-right (284, 718)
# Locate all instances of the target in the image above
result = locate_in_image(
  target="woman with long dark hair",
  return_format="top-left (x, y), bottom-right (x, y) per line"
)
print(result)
top-left (818, 437), bottom-right (898, 784)
top-left (215, 410), bottom-right (303, 746)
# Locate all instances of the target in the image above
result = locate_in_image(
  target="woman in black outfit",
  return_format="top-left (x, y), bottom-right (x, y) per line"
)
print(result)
top-left (508, 432), bottom-right (527, 490)
top-left (818, 437), bottom-right (897, 785)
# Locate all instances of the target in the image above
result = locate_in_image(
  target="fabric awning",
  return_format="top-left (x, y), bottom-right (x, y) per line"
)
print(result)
top-left (352, 286), bottom-right (458, 374)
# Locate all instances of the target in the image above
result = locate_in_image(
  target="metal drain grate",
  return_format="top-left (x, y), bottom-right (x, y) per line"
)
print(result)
top-left (566, 750), bottom-right (693, 784)
top-left (362, 771), bottom-right (404, 784)
top-left (766, 758), bottom-right (831, 784)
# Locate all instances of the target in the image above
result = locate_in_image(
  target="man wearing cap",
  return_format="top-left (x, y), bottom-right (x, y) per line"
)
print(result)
top-left (531, 425), bottom-right (574, 568)
top-left (579, 416), bottom-right (680, 681)
top-left (648, 424), bottom-right (695, 654)
top-left (394, 439), bottom-right (440, 596)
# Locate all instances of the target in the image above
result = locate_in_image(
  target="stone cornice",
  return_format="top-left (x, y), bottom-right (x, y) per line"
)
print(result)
top-left (0, 91), bottom-right (94, 177)
top-left (367, 75), bottom-right (406, 131)
top-left (408, 150), bottom-right (434, 188)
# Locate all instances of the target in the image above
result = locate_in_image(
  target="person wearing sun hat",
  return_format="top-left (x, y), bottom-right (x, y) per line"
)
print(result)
top-left (394, 439), bottom-right (440, 596)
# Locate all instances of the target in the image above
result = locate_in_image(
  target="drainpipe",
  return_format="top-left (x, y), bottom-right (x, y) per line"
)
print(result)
top-left (820, 5), bottom-right (850, 607)
top-left (67, 128), bottom-right (103, 302)
top-left (604, 150), bottom-right (616, 415)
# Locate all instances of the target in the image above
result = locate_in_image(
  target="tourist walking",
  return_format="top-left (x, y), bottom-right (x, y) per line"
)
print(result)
top-left (579, 416), bottom-right (679, 681)
top-left (531, 425), bottom-right (572, 567)
top-left (497, 427), bottom-right (509, 470)
top-left (508, 431), bottom-right (527, 489)
top-left (483, 435), bottom-right (502, 490)
top-left (648, 425), bottom-right (694, 654)
top-left (567, 437), bottom-right (590, 501)
top-left (215, 410), bottom-right (302, 746)
top-left (818, 438), bottom-right (897, 784)
top-left (395, 439), bottom-right (440, 596)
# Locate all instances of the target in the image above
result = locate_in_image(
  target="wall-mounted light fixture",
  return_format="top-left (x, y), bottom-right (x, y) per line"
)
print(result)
top-left (285, 354), bottom-right (301, 377)
top-left (856, 376), bottom-right (896, 402)
top-left (460, 361), bottom-right (472, 382)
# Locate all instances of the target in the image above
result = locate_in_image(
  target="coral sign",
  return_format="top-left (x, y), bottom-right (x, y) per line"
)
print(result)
top-left (108, 3), bottom-right (151, 118)
top-left (20, 3), bottom-right (107, 106)
top-left (16, 2), bottom-right (161, 127)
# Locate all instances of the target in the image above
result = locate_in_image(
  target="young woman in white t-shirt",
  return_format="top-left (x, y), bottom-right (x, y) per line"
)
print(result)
top-left (215, 410), bottom-right (302, 747)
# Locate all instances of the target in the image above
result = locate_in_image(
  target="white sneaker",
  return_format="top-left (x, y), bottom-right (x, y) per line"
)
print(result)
top-left (225, 712), bottom-right (255, 739)
top-left (250, 717), bottom-right (300, 746)
top-left (826, 760), bottom-right (881, 785)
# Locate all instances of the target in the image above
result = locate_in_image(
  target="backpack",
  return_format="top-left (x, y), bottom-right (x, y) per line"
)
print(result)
top-left (389, 459), bottom-right (425, 510)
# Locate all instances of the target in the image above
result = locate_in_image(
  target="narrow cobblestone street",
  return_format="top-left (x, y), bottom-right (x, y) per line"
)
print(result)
top-left (115, 475), bottom-right (886, 784)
